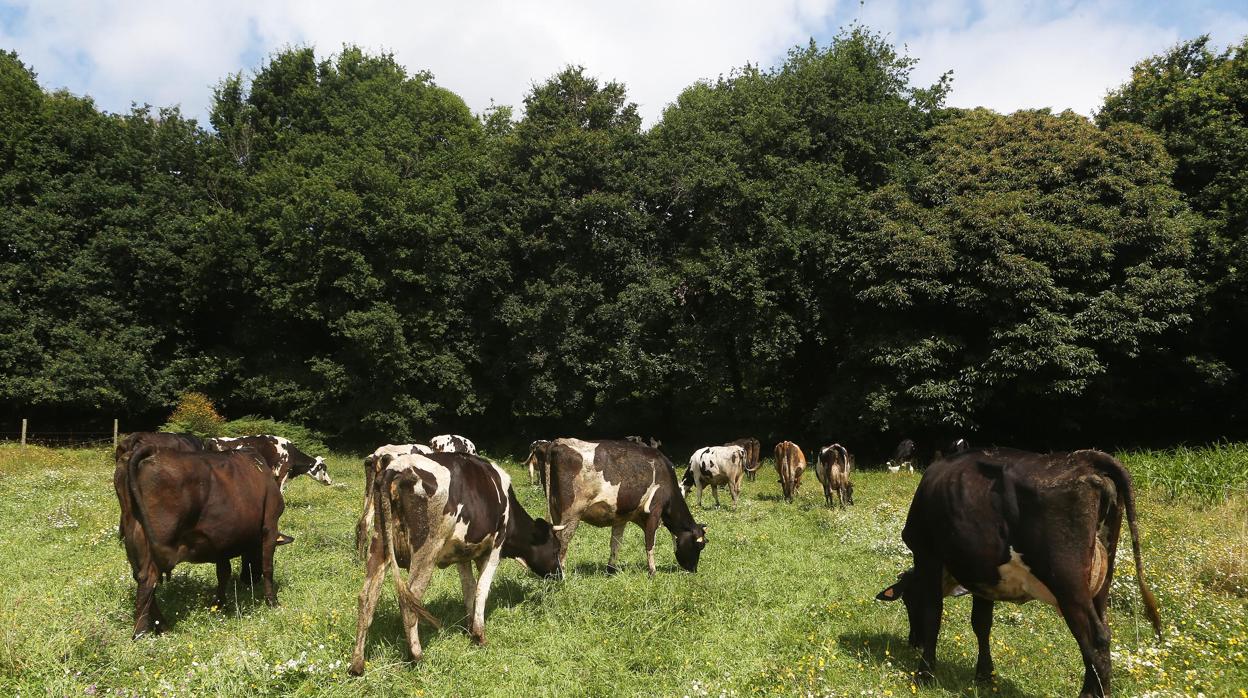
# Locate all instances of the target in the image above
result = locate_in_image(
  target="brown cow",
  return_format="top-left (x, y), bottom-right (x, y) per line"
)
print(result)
top-left (876, 448), bottom-right (1162, 696)
top-left (355, 443), bottom-right (433, 559)
top-left (114, 432), bottom-right (206, 580)
top-left (816, 443), bottom-right (854, 507)
top-left (121, 446), bottom-right (286, 638)
top-left (774, 441), bottom-right (806, 502)
top-left (725, 437), bottom-right (761, 481)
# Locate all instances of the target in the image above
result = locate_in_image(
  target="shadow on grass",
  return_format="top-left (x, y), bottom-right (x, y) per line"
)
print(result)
top-left (116, 565), bottom-right (273, 635)
top-left (837, 631), bottom-right (1036, 698)
top-left (567, 560), bottom-right (688, 576)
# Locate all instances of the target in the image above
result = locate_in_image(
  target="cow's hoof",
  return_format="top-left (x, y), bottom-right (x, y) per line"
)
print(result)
top-left (348, 660), bottom-right (365, 676)
top-left (471, 633), bottom-right (487, 647)
top-left (913, 669), bottom-right (935, 686)
top-left (605, 564), bottom-right (619, 576)
top-left (266, 597), bottom-right (280, 608)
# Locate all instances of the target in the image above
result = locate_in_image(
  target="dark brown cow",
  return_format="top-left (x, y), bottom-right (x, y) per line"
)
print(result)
top-left (547, 438), bottom-right (706, 576)
top-left (725, 437), bottom-right (761, 481)
top-left (816, 443), bottom-right (854, 507)
top-left (122, 446), bottom-right (286, 638)
top-left (774, 441), bottom-right (806, 502)
top-left (206, 435), bottom-right (330, 491)
top-left (114, 432), bottom-right (206, 579)
top-left (876, 448), bottom-right (1162, 697)
top-left (348, 452), bottom-right (561, 671)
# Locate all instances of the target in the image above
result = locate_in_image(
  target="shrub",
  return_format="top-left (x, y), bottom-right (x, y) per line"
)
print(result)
top-left (162, 392), bottom-right (225, 437)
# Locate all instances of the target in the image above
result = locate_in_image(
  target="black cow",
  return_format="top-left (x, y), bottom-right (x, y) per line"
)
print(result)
top-left (876, 448), bottom-right (1162, 697)
top-left (206, 435), bottom-right (331, 491)
top-left (546, 438), bottom-right (706, 576)
top-left (348, 452), bottom-right (561, 672)
top-left (888, 438), bottom-right (917, 473)
top-left (121, 446), bottom-right (286, 638)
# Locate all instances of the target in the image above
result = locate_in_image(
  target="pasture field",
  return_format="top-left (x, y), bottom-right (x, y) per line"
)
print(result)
top-left (0, 444), bottom-right (1244, 697)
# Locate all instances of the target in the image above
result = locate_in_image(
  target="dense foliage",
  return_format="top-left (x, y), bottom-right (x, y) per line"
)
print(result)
top-left (1, 30), bottom-right (1244, 453)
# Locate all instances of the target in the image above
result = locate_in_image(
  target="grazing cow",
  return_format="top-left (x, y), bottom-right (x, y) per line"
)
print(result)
top-left (625, 435), bottom-right (662, 449)
top-left (121, 446), bottom-right (286, 638)
top-left (682, 445), bottom-right (746, 507)
top-left (816, 443), bottom-right (854, 507)
top-left (348, 452), bottom-right (561, 672)
top-left (429, 434), bottom-right (476, 454)
top-left (888, 438), bottom-right (916, 473)
top-left (546, 438), bottom-right (706, 576)
top-left (774, 441), bottom-right (806, 502)
top-left (725, 437), bottom-right (761, 481)
top-left (355, 443), bottom-right (433, 559)
top-left (206, 435), bottom-right (331, 491)
top-left (114, 432), bottom-right (207, 579)
top-left (875, 448), bottom-right (1162, 697)
top-left (524, 439), bottom-right (552, 487)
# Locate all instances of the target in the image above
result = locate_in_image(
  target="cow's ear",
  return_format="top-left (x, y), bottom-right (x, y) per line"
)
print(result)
top-left (876, 583), bottom-right (903, 601)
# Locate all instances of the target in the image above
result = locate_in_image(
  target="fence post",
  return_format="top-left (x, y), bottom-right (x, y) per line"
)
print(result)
top-left (113, 419), bottom-right (119, 449)
top-left (20, 418), bottom-right (26, 446)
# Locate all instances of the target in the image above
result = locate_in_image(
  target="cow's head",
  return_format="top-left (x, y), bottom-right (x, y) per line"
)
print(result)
top-left (307, 456), bottom-right (332, 485)
top-left (525, 518), bottom-right (563, 579)
top-left (673, 523), bottom-right (707, 572)
top-left (679, 468), bottom-right (694, 497)
top-left (876, 569), bottom-right (923, 647)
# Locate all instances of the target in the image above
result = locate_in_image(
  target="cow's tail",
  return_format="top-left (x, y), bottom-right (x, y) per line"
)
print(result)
top-left (1082, 450), bottom-right (1162, 638)
top-left (375, 458), bottom-right (442, 630)
top-left (125, 445), bottom-right (159, 546)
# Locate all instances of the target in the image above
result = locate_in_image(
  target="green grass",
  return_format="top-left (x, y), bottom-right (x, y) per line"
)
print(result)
top-left (0, 444), bottom-right (1244, 696)
top-left (1119, 442), bottom-right (1248, 504)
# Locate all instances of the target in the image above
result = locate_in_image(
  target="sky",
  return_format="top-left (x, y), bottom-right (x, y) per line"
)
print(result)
top-left (2, 0), bottom-right (1246, 127)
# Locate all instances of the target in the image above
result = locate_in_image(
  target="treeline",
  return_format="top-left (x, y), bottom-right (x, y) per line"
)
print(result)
top-left (2, 30), bottom-right (1246, 454)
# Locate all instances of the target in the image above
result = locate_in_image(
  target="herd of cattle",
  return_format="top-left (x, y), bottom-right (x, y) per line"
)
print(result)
top-left (112, 431), bottom-right (1162, 696)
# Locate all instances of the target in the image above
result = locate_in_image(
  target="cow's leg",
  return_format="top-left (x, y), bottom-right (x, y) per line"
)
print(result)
top-left (1057, 595), bottom-right (1111, 698)
top-left (260, 531), bottom-right (279, 607)
top-left (712, 484), bottom-right (722, 507)
top-left (469, 548), bottom-right (503, 645)
top-left (555, 516), bottom-right (580, 569)
top-left (458, 561), bottom-right (477, 618)
top-left (731, 474), bottom-right (741, 505)
top-left (214, 560), bottom-right (232, 608)
top-left (355, 488), bottom-right (374, 560)
top-left (348, 535), bottom-right (387, 675)
top-left (132, 561), bottom-right (162, 639)
top-left (971, 596), bottom-right (995, 681)
top-left (912, 564), bottom-right (945, 684)
top-left (643, 518), bottom-right (659, 578)
top-left (696, 484), bottom-right (704, 508)
top-left (396, 555), bottom-right (438, 662)
top-left (606, 523), bottom-right (627, 575)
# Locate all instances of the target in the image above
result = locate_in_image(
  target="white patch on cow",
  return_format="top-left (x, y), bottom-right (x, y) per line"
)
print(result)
top-left (991, 548), bottom-right (1059, 607)
top-left (639, 468), bottom-right (660, 514)
top-left (430, 434), bottom-right (476, 454)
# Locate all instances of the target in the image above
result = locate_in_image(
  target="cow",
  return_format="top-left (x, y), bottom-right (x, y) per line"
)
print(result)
top-left (875, 448), bottom-right (1162, 697)
top-left (348, 452), bottom-right (561, 672)
top-left (625, 435), bottom-right (662, 449)
top-left (774, 441), bottom-right (806, 502)
top-left (429, 434), bottom-right (476, 454)
top-left (816, 443), bottom-right (854, 507)
top-left (524, 439), bottom-right (552, 487)
top-left (725, 437), bottom-right (761, 481)
top-left (114, 432), bottom-right (207, 579)
top-left (355, 443), bottom-right (434, 559)
top-left (681, 445), bottom-right (746, 507)
top-left (888, 438), bottom-right (916, 473)
top-left (121, 446), bottom-right (287, 638)
top-left (206, 435), bottom-right (331, 491)
top-left (546, 438), bottom-right (706, 577)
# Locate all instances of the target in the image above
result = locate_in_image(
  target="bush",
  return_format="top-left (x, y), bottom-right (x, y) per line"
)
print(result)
top-left (162, 392), bottom-right (225, 437)
top-left (219, 416), bottom-right (329, 456)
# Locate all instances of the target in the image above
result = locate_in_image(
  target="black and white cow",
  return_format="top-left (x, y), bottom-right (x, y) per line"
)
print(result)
top-left (625, 435), bottom-right (662, 449)
top-left (354, 443), bottom-right (435, 559)
top-left (682, 445), bottom-right (746, 507)
top-left (547, 438), bottom-right (706, 576)
top-left (888, 438), bottom-right (916, 473)
top-left (348, 452), bottom-right (561, 672)
top-left (524, 439), bottom-right (552, 487)
top-left (816, 443), bottom-right (854, 507)
top-left (876, 448), bottom-right (1162, 697)
top-left (205, 435), bottom-right (331, 491)
top-left (429, 434), bottom-right (476, 454)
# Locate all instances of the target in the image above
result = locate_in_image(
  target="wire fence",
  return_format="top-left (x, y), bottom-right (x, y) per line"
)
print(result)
top-left (0, 431), bottom-right (117, 449)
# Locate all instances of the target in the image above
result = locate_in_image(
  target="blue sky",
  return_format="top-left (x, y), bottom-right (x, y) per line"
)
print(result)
top-left (2, 1), bottom-right (1246, 126)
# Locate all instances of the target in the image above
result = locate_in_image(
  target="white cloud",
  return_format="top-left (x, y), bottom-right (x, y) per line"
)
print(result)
top-left (1, 0), bottom-right (843, 124)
